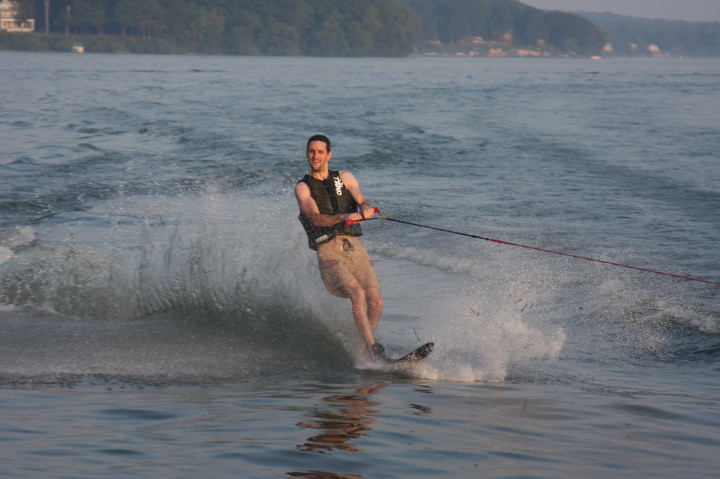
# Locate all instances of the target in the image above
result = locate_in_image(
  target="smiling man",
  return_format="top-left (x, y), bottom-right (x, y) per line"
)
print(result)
top-left (295, 134), bottom-right (385, 360)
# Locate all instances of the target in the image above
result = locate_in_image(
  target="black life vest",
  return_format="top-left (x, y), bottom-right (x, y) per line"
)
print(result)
top-left (298, 170), bottom-right (362, 250)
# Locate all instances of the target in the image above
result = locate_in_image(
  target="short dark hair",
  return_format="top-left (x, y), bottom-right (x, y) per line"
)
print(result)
top-left (307, 134), bottom-right (331, 152)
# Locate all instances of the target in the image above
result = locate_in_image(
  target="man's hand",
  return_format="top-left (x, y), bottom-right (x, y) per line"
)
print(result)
top-left (346, 207), bottom-right (379, 226)
top-left (360, 204), bottom-right (379, 220)
top-left (346, 212), bottom-right (363, 223)
top-left (360, 204), bottom-right (375, 219)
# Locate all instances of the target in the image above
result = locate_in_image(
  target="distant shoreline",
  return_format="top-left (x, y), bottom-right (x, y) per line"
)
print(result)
top-left (0, 48), bottom-right (709, 60)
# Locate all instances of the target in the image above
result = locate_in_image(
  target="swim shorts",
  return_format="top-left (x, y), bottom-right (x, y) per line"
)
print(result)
top-left (316, 235), bottom-right (380, 298)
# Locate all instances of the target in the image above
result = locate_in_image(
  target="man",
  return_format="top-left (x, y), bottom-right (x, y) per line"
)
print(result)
top-left (295, 134), bottom-right (386, 360)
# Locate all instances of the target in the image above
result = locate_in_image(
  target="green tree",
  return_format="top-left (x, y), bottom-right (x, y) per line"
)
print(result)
top-left (305, 9), bottom-right (349, 56)
top-left (64, 0), bottom-right (106, 35)
top-left (513, 7), bottom-right (548, 45)
top-left (114, 0), bottom-right (140, 37)
top-left (340, 4), bottom-right (381, 56)
top-left (257, 20), bottom-right (300, 55)
top-left (373, 0), bottom-right (419, 56)
top-left (43, 0), bottom-right (51, 34)
top-left (545, 11), bottom-right (606, 55)
top-left (159, 0), bottom-right (198, 48)
top-left (194, 8), bottom-right (225, 53)
top-left (226, 13), bottom-right (262, 55)
top-left (487, 0), bottom-right (519, 40)
top-left (114, 0), bottom-right (163, 39)
top-left (137, 0), bottom-right (163, 39)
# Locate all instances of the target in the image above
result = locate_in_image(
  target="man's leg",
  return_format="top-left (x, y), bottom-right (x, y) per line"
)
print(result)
top-left (366, 287), bottom-right (384, 335)
top-left (317, 238), bottom-right (384, 358)
top-left (345, 279), bottom-right (376, 350)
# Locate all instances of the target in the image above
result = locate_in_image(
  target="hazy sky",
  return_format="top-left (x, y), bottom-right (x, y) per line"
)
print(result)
top-left (520, 0), bottom-right (720, 22)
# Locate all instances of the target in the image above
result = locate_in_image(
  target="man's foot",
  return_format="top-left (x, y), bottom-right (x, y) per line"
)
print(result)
top-left (370, 342), bottom-right (389, 362)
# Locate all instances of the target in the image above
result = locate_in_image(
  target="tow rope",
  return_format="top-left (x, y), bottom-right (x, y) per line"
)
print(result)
top-left (347, 212), bottom-right (719, 287)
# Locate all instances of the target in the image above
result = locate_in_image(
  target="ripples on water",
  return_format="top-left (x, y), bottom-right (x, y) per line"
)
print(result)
top-left (0, 53), bottom-right (718, 478)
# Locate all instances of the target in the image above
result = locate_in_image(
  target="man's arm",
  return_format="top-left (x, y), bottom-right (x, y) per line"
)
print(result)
top-left (295, 181), bottom-right (362, 227)
top-left (339, 171), bottom-right (376, 219)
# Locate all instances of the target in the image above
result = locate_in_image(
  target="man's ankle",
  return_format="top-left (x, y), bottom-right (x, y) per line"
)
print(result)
top-left (370, 342), bottom-right (387, 361)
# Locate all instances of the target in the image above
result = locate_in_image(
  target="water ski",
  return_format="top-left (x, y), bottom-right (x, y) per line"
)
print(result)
top-left (378, 342), bottom-right (434, 366)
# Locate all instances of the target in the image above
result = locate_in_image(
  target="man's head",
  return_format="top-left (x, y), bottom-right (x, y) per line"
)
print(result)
top-left (306, 134), bottom-right (332, 173)
top-left (307, 134), bottom-right (331, 152)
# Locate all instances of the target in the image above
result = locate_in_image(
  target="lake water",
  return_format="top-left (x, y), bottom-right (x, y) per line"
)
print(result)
top-left (1, 52), bottom-right (719, 478)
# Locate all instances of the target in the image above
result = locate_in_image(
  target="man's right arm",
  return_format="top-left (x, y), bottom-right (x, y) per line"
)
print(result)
top-left (294, 182), bottom-right (362, 227)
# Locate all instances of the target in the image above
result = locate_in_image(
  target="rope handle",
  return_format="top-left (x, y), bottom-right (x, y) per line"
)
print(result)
top-left (345, 208), bottom-right (380, 226)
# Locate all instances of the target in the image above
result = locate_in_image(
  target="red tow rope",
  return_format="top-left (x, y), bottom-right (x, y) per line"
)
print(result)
top-left (347, 211), bottom-right (720, 287)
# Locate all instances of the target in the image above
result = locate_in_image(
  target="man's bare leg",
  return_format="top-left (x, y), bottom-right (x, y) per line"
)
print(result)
top-left (366, 287), bottom-right (384, 335)
top-left (348, 284), bottom-right (388, 361)
top-left (346, 280), bottom-right (375, 350)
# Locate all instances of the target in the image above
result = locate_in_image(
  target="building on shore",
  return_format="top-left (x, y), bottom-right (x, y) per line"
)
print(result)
top-left (0, 0), bottom-right (35, 33)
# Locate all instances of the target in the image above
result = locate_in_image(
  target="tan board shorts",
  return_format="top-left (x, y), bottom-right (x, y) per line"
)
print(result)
top-left (316, 236), bottom-right (380, 298)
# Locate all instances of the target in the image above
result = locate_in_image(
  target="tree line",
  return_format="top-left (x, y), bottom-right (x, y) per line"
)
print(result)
top-left (579, 12), bottom-right (720, 57)
top-left (15, 0), bottom-right (419, 56)
top-left (1, 0), bottom-right (655, 57)
top-left (406, 0), bottom-right (607, 56)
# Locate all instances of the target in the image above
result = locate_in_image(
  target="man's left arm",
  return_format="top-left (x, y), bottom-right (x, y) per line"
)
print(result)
top-left (340, 171), bottom-right (376, 219)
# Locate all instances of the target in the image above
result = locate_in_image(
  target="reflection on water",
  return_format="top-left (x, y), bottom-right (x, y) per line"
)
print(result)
top-left (287, 470), bottom-right (365, 479)
top-left (296, 384), bottom-right (387, 454)
top-left (289, 383), bottom-right (390, 478)
top-left (290, 382), bottom-right (434, 478)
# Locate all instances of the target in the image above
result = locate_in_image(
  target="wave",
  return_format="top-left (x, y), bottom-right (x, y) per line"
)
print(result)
top-left (0, 191), bottom-right (556, 385)
top-left (0, 226), bottom-right (36, 268)
top-left (0, 184), bottom-right (715, 386)
top-left (0, 189), bottom-right (358, 384)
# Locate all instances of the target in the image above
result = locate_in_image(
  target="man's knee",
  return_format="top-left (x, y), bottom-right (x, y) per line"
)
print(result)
top-left (366, 288), bottom-right (384, 310)
top-left (345, 281), bottom-right (366, 302)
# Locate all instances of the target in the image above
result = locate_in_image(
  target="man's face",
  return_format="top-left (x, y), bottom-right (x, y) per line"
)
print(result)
top-left (306, 140), bottom-right (332, 172)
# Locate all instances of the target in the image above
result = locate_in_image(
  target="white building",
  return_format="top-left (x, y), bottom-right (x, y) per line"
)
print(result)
top-left (0, 0), bottom-right (35, 33)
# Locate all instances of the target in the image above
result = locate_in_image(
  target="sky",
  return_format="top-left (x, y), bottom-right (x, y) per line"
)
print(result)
top-left (520, 0), bottom-right (720, 23)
